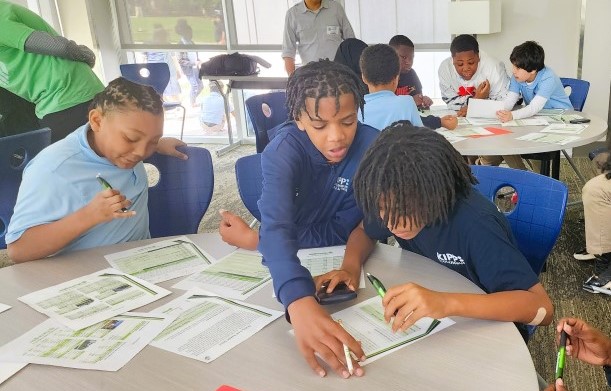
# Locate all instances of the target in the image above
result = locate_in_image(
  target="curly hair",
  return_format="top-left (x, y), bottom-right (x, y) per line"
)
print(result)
top-left (89, 77), bottom-right (163, 115)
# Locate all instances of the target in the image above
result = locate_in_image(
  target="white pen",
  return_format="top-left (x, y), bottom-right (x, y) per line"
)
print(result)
top-left (337, 320), bottom-right (354, 375)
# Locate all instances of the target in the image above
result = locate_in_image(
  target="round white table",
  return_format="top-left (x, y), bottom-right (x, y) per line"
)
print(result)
top-left (0, 233), bottom-right (540, 390)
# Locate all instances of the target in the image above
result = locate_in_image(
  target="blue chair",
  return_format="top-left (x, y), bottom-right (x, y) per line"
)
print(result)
top-left (235, 154), bottom-right (263, 221)
top-left (470, 165), bottom-right (568, 276)
top-left (245, 91), bottom-right (288, 153)
top-left (0, 128), bottom-right (52, 248)
top-left (120, 63), bottom-right (187, 140)
top-left (522, 77), bottom-right (591, 179)
top-left (144, 146), bottom-right (214, 238)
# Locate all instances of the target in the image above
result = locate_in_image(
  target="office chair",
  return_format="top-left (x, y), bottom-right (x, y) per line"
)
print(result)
top-left (0, 128), bottom-right (52, 248)
top-left (522, 78), bottom-right (591, 179)
top-left (245, 91), bottom-right (288, 153)
top-left (470, 165), bottom-right (568, 276)
top-left (120, 63), bottom-right (187, 140)
top-left (144, 146), bottom-right (214, 238)
top-left (235, 153), bottom-right (263, 222)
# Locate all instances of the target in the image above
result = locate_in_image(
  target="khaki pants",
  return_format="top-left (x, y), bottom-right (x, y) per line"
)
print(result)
top-left (583, 173), bottom-right (611, 255)
top-left (469, 155), bottom-right (528, 170)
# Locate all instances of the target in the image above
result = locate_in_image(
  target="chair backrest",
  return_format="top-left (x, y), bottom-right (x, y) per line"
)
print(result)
top-left (144, 146), bottom-right (214, 238)
top-left (560, 77), bottom-right (590, 112)
top-left (470, 165), bottom-right (568, 275)
top-left (245, 91), bottom-right (288, 153)
top-left (235, 154), bottom-right (263, 221)
top-left (120, 63), bottom-right (170, 96)
top-left (0, 128), bottom-right (52, 248)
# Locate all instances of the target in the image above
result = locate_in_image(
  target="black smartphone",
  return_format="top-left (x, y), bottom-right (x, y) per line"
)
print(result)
top-left (316, 281), bottom-right (357, 305)
top-left (569, 118), bottom-right (591, 124)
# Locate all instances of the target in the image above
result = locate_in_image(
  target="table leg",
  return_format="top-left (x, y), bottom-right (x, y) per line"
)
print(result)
top-left (213, 80), bottom-right (241, 157)
top-left (562, 149), bottom-right (587, 208)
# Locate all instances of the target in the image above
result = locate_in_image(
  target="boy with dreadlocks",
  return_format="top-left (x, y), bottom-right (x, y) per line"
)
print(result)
top-left (220, 59), bottom-right (377, 378)
top-left (318, 123), bottom-right (553, 341)
top-left (7, 77), bottom-right (178, 263)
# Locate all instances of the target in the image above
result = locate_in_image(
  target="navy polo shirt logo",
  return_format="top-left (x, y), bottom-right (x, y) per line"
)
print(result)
top-left (437, 252), bottom-right (465, 265)
top-left (333, 177), bottom-right (350, 192)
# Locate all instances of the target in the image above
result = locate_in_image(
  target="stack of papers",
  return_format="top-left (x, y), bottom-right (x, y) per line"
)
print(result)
top-left (539, 124), bottom-right (587, 135)
top-left (517, 133), bottom-right (580, 145)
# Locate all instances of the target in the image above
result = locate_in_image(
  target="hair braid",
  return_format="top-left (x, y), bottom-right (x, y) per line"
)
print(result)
top-left (89, 77), bottom-right (163, 115)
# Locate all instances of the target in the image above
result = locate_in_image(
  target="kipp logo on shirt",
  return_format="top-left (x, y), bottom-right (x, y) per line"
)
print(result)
top-left (333, 177), bottom-right (350, 192)
top-left (437, 252), bottom-right (465, 265)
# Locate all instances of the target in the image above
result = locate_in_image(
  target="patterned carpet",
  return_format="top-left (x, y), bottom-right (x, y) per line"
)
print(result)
top-left (1, 144), bottom-right (609, 390)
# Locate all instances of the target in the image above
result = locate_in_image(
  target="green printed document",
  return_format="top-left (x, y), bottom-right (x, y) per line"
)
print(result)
top-left (331, 297), bottom-right (454, 363)
top-left (172, 250), bottom-right (271, 300)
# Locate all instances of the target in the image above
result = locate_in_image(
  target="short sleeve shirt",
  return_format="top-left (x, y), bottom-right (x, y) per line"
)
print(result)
top-left (509, 67), bottom-right (572, 109)
top-left (360, 91), bottom-right (423, 131)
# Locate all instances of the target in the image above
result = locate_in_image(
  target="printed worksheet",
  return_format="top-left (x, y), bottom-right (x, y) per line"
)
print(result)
top-left (0, 303), bottom-right (10, 314)
top-left (0, 363), bottom-right (26, 385)
top-left (105, 236), bottom-right (214, 283)
top-left (0, 312), bottom-right (175, 371)
top-left (172, 250), bottom-right (271, 300)
top-left (19, 268), bottom-right (171, 330)
top-left (536, 114), bottom-right (583, 124)
top-left (437, 127), bottom-right (493, 138)
top-left (297, 246), bottom-right (366, 287)
top-left (539, 123), bottom-right (587, 135)
top-left (150, 289), bottom-right (282, 363)
top-left (330, 296), bottom-right (454, 364)
top-left (438, 132), bottom-right (467, 144)
top-left (501, 118), bottom-right (549, 127)
top-left (517, 133), bottom-right (581, 145)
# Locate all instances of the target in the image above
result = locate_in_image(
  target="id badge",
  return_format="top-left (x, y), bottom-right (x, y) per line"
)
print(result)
top-left (326, 25), bottom-right (340, 36)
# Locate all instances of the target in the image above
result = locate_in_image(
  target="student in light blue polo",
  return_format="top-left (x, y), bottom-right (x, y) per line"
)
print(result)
top-left (497, 41), bottom-right (572, 122)
top-left (358, 44), bottom-right (423, 131)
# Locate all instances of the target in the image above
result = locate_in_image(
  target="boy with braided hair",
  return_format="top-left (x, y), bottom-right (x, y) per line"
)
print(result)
top-left (220, 59), bottom-right (378, 378)
top-left (7, 77), bottom-right (170, 263)
top-left (317, 122), bottom-right (553, 342)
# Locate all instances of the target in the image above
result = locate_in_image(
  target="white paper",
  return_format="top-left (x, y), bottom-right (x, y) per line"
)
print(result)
top-left (536, 114), bottom-right (582, 124)
top-left (330, 296), bottom-right (454, 364)
top-left (438, 127), bottom-right (493, 138)
top-left (537, 108), bottom-right (566, 116)
top-left (19, 268), bottom-right (171, 330)
top-left (0, 303), bottom-right (11, 314)
top-left (297, 246), bottom-right (366, 287)
top-left (439, 133), bottom-right (466, 144)
top-left (150, 289), bottom-right (282, 363)
top-left (466, 98), bottom-right (504, 119)
top-left (173, 250), bottom-right (271, 300)
top-left (516, 133), bottom-right (581, 146)
top-left (0, 362), bottom-right (26, 385)
top-left (502, 118), bottom-right (549, 127)
top-left (105, 236), bottom-right (214, 283)
top-left (0, 312), bottom-right (175, 371)
top-left (539, 123), bottom-right (586, 135)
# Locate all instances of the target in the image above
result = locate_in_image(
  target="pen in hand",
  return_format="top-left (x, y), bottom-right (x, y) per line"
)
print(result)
top-left (337, 320), bottom-right (354, 375)
top-left (366, 272), bottom-right (399, 316)
top-left (555, 330), bottom-right (567, 379)
top-left (96, 173), bottom-right (128, 212)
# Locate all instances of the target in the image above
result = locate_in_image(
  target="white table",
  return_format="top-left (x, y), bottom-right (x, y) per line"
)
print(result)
top-left (200, 75), bottom-right (287, 157)
top-left (0, 233), bottom-right (539, 390)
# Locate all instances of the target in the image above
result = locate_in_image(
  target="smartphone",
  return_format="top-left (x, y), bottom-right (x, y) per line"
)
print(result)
top-left (569, 118), bottom-right (591, 124)
top-left (316, 281), bottom-right (357, 305)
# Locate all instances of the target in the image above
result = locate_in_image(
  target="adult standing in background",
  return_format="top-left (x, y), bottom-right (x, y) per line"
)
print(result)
top-left (282, 0), bottom-right (355, 75)
top-left (0, 0), bottom-right (103, 142)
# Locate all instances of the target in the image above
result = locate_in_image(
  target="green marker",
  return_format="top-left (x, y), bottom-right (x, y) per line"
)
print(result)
top-left (96, 173), bottom-right (128, 212)
top-left (366, 272), bottom-right (387, 298)
top-left (555, 330), bottom-right (567, 379)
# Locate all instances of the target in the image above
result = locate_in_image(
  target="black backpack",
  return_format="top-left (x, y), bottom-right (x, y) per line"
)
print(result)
top-left (199, 52), bottom-right (271, 77)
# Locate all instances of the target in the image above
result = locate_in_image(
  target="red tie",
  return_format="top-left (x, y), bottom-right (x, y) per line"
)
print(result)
top-left (458, 86), bottom-right (475, 96)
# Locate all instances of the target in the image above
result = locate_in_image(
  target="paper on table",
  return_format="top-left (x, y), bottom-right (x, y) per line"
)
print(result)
top-left (105, 236), bottom-right (214, 283)
top-left (438, 127), bottom-right (493, 138)
top-left (0, 312), bottom-right (175, 371)
top-left (0, 303), bottom-right (10, 314)
top-left (438, 132), bottom-right (467, 144)
top-left (297, 246), bottom-right (366, 288)
top-left (539, 124), bottom-right (586, 135)
top-left (172, 249), bottom-right (271, 300)
top-left (330, 296), bottom-right (454, 364)
top-left (536, 114), bottom-right (582, 124)
top-left (19, 268), bottom-right (171, 330)
top-left (0, 362), bottom-right (26, 385)
top-left (466, 98), bottom-right (504, 119)
top-left (516, 133), bottom-right (581, 145)
top-left (150, 289), bottom-right (282, 363)
top-left (502, 118), bottom-right (550, 127)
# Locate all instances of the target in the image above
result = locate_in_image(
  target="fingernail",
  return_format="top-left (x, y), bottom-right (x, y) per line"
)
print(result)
top-left (557, 378), bottom-right (564, 386)
top-left (342, 370), bottom-right (349, 379)
top-left (360, 355), bottom-right (366, 361)
top-left (219, 209), bottom-right (227, 215)
top-left (355, 367), bottom-right (364, 377)
top-left (318, 370), bottom-right (326, 377)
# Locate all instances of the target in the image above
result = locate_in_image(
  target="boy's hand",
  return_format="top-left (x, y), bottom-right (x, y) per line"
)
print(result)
top-left (421, 95), bottom-right (434, 108)
top-left (475, 80), bottom-right (490, 99)
top-left (457, 106), bottom-right (468, 117)
top-left (288, 296), bottom-right (366, 378)
top-left (557, 317), bottom-right (611, 367)
top-left (157, 137), bottom-right (188, 160)
top-left (313, 269), bottom-right (359, 293)
top-left (544, 378), bottom-right (568, 391)
top-left (441, 115), bottom-right (458, 130)
top-left (218, 210), bottom-right (258, 250)
top-left (88, 189), bottom-right (135, 224)
top-left (496, 110), bottom-right (513, 122)
top-left (382, 283), bottom-right (448, 332)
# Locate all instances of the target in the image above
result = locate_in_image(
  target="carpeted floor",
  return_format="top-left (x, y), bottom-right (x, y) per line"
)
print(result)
top-left (1, 144), bottom-right (609, 390)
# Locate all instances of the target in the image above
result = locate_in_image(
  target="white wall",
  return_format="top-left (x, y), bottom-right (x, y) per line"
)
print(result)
top-left (478, 0), bottom-right (610, 122)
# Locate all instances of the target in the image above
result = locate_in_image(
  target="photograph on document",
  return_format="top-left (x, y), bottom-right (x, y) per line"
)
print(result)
top-left (172, 249), bottom-right (271, 300)
top-left (19, 268), bottom-right (171, 330)
top-left (105, 236), bottom-right (215, 283)
top-left (0, 312), bottom-right (176, 371)
top-left (150, 289), bottom-right (282, 363)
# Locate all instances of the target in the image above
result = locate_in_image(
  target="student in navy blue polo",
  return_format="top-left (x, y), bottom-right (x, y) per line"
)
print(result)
top-left (318, 122), bottom-right (553, 341)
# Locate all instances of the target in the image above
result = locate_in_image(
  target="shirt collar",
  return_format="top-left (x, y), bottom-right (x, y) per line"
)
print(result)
top-left (299, 0), bottom-right (329, 13)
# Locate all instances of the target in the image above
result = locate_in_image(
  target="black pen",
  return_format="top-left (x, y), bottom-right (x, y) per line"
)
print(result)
top-left (96, 173), bottom-right (128, 212)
